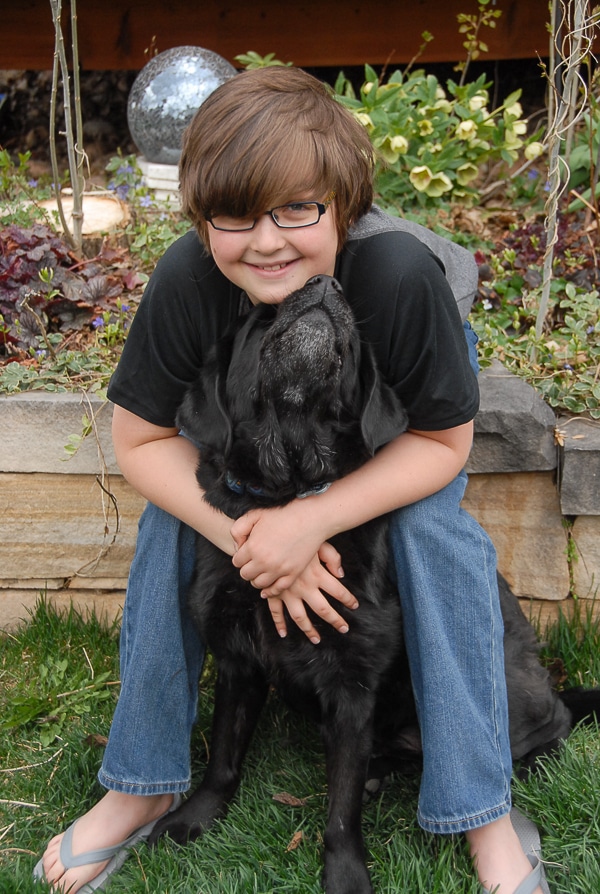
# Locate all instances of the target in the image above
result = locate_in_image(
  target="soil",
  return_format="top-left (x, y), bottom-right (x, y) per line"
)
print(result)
top-left (0, 70), bottom-right (137, 177)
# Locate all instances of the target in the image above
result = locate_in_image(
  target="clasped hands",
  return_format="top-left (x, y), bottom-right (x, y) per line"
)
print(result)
top-left (230, 501), bottom-right (358, 644)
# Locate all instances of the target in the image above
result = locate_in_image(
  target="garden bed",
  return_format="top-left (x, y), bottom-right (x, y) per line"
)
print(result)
top-left (2, 364), bottom-right (599, 630)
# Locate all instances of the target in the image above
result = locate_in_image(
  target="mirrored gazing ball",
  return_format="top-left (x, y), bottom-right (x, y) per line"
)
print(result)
top-left (127, 46), bottom-right (237, 164)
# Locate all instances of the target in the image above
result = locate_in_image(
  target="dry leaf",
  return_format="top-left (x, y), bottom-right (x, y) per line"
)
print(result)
top-left (83, 733), bottom-right (109, 748)
top-left (285, 830), bottom-right (304, 852)
top-left (273, 791), bottom-right (308, 807)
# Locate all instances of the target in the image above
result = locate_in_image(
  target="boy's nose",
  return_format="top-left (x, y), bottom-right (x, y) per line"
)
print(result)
top-left (248, 214), bottom-right (287, 251)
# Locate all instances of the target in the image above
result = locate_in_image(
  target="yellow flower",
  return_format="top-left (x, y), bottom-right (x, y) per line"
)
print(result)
top-left (456, 163), bottom-right (479, 186)
top-left (362, 81), bottom-right (375, 95)
top-left (504, 128), bottom-right (524, 151)
top-left (434, 99), bottom-right (453, 114)
top-left (468, 93), bottom-right (488, 112)
top-left (455, 119), bottom-right (477, 141)
top-left (409, 165), bottom-right (433, 192)
top-left (354, 112), bottom-right (374, 131)
top-left (524, 141), bottom-right (545, 161)
top-left (390, 134), bottom-right (409, 154)
top-left (418, 118), bottom-right (434, 136)
top-left (376, 134), bottom-right (409, 164)
top-left (505, 100), bottom-right (523, 118)
top-left (424, 171), bottom-right (453, 197)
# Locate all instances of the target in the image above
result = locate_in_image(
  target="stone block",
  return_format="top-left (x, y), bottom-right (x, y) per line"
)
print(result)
top-left (0, 392), bottom-right (118, 474)
top-left (557, 416), bottom-right (600, 516)
top-left (463, 471), bottom-right (570, 601)
top-left (571, 515), bottom-right (600, 598)
top-left (467, 361), bottom-right (557, 474)
top-left (0, 472), bottom-right (144, 583)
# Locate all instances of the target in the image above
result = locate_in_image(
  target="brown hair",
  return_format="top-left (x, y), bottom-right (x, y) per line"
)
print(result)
top-left (179, 67), bottom-right (375, 248)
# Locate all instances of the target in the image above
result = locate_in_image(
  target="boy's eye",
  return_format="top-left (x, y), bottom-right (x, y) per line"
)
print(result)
top-left (210, 214), bottom-right (255, 230)
top-left (272, 203), bottom-right (320, 226)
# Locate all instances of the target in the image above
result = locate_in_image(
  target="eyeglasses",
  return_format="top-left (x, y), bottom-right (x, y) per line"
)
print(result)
top-left (206, 191), bottom-right (335, 232)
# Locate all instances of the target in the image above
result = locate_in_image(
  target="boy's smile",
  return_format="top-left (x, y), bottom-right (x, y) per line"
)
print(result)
top-left (208, 203), bottom-right (339, 306)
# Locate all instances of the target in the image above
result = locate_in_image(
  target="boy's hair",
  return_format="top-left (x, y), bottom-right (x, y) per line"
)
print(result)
top-left (179, 67), bottom-right (375, 248)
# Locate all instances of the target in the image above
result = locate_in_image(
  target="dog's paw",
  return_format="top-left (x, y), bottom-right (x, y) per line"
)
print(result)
top-left (148, 813), bottom-right (194, 847)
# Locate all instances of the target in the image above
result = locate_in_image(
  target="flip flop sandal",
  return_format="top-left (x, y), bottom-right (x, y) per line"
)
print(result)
top-left (482, 854), bottom-right (544, 894)
top-left (33, 793), bottom-right (182, 892)
top-left (510, 807), bottom-right (551, 894)
top-left (481, 807), bottom-right (551, 894)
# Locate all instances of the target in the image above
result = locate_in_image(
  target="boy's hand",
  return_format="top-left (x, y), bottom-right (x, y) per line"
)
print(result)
top-left (231, 502), bottom-right (329, 592)
top-left (230, 505), bottom-right (358, 642)
top-left (263, 546), bottom-right (357, 643)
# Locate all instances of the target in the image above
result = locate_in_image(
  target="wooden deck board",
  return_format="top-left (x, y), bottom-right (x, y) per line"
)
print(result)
top-left (2, 1), bottom-right (550, 71)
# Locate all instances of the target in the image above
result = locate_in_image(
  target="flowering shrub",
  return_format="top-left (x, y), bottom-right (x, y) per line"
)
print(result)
top-left (334, 65), bottom-right (534, 209)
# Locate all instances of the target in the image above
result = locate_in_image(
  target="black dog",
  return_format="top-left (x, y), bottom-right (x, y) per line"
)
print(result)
top-left (152, 275), bottom-right (598, 893)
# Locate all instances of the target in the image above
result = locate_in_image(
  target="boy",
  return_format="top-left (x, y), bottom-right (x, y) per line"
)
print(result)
top-left (37, 67), bottom-right (545, 894)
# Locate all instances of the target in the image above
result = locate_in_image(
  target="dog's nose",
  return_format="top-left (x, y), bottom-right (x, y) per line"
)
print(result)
top-left (304, 274), bottom-right (343, 296)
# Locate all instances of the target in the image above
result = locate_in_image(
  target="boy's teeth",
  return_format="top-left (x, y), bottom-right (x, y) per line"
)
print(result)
top-left (261, 263), bottom-right (286, 271)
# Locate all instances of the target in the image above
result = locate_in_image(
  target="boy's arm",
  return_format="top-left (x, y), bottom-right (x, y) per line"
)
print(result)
top-left (111, 405), bottom-right (357, 639)
top-left (231, 421), bottom-right (474, 636)
top-left (112, 405), bottom-right (236, 554)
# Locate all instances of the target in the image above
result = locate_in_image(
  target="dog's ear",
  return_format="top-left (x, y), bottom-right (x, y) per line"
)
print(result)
top-left (176, 360), bottom-right (232, 456)
top-left (358, 350), bottom-right (409, 454)
top-left (255, 404), bottom-right (292, 487)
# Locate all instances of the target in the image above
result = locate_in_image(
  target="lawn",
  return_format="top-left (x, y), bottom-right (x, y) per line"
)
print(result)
top-left (1, 598), bottom-right (599, 893)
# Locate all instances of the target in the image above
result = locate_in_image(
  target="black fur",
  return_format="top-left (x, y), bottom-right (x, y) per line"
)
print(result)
top-left (151, 275), bottom-right (599, 893)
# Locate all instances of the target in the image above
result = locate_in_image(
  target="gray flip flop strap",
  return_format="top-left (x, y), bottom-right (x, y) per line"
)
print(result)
top-left (481, 855), bottom-right (542, 894)
top-left (514, 855), bottom-right (543, 894)
top-left (59, 820), bottom-right (147, 869)
top-left (57, 793), bottom-right (182, 870)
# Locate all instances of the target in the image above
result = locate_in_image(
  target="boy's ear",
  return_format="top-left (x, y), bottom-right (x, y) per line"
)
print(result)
top-left (176, 362), bottom-right (232, 456)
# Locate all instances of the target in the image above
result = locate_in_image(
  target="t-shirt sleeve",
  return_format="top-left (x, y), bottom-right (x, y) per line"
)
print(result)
top-left (337, 230), bottom-right (479, 430)
top-left (107, 230), bottom-right (239, 427)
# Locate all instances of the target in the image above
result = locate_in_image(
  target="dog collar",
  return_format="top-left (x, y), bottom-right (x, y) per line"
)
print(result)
top-left (225, 471), bottom-right (331, 500)
top-left (296, 482), bottom-right (332, 498)
top-left (225, 471), bottom-right (266, 497)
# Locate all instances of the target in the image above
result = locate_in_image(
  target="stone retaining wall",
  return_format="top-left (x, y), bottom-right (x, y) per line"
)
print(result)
top-left (1, 361), bottom-right (599, 629)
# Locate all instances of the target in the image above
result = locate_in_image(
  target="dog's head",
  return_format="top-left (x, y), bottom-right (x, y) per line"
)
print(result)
top-left (178, 275), bottom-right (408, 506)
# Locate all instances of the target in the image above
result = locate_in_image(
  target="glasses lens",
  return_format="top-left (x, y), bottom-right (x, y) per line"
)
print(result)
top-left (208, 214), bottom-right (256, 231)
top-left (272, 203), bottom-right (320, 228)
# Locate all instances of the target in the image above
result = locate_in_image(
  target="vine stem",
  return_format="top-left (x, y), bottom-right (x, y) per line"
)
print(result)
top-left (48, 0), bottom-right (85, 253)
top-left (535, 0), bottom-right (594, 344)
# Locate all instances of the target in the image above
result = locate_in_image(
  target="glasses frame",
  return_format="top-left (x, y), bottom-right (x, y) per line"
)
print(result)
top-left (206, 191), bottom-right (336, 233)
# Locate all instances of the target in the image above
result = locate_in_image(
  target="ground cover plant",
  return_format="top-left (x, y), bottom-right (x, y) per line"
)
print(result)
top-left (1, 599), bottom-right (599, 893)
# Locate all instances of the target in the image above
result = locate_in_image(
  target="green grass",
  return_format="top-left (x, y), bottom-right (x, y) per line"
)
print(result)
top-left (1, 598), bottom-right (599, 893)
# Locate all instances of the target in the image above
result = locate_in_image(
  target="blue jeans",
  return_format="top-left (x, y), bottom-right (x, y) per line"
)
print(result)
top-left (99, 322), bottom-right (513, 832)
top-left (98, 509), bottom-right (203, 795)
top-left (390, 471), bottom-right (511, 833)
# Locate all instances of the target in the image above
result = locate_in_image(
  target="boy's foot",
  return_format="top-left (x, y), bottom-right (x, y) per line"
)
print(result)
top-left (466, 812), bottom-right (545, 894)
top-left (35, 790), bottom-right (175, 893)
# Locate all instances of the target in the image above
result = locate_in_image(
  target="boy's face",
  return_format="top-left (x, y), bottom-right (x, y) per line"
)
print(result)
top-left (207, 198), bottom-right (339, 306)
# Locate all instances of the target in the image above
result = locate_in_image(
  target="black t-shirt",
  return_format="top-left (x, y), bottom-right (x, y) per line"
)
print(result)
top-left (107, 209), bottom-right (479, 431)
